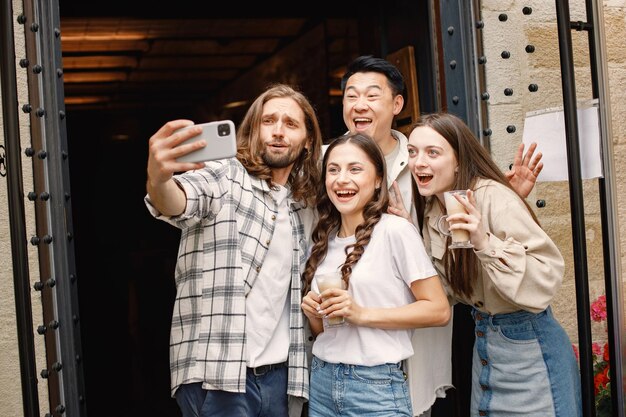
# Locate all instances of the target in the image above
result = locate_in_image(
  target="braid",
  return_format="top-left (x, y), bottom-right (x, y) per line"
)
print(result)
top-left (340, 193), bottom-right (385, 288)
top-left (301, 132), bottom-right (389, 293)
top-left (302, 193), bottom-right (339, 294)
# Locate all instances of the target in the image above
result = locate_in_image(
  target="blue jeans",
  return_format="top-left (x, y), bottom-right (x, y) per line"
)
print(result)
top-left (309, 356), bottom-right (412, 417)
top-left (175, 367), bottom-right (288, 417)
top-left (471, 307), bottom-right (582, 417)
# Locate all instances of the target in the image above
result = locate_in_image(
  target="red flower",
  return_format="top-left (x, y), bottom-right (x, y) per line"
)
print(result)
top-left (591, 295), bottom-right (607, 322)
top-left (603, 343), bottom-right (610, 363)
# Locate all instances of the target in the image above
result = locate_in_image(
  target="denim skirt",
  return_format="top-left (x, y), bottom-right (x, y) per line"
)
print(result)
top-left (471, 307), bottom-right (582, 417)
top-left (309, 356), bottom-right (412, 417)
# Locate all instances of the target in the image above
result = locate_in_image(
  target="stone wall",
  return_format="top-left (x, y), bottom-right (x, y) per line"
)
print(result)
top-left (480, 0), bottom-right (626, 345)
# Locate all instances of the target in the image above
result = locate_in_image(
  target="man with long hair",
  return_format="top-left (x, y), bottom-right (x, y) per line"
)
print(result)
top-left (145, 84), bottom-right (322, 417)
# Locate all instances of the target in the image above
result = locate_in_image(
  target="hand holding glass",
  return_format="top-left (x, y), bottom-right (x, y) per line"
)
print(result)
top-left (316, 272), bottom-right (347, 328)
top-left (437, 190), bottom-right (474, 249)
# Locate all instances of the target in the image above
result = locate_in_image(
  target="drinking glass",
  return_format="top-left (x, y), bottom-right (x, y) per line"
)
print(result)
top-left (437, 190), bottom-right (474, 249)
top-left (316, 272), bottom-right (347, 328)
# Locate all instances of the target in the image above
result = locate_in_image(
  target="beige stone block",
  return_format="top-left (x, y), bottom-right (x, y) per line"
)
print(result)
top-left (525, 24), bottom-right (590, 69)
top-left (551, 283), bottom-right (579, 342)
top-left (608, 66), bottom-right (626, 142)
top-left (606, 0), bottom-right (626, 7)
top-left (482, 11), bottom-right (526, 106)
top-left (480, 0), bottom-right (515, 11)
top-left (504, 1), bottom-right (556, 23)
top-left (605, 9), bottom-right (626, 64)
top-left (486, 103), bottom-right (525, 171)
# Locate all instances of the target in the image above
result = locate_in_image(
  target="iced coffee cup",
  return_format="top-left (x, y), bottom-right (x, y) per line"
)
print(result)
top-left (316, 272), bottom-right (346, 328)
top-left (437, 190), bottom-right (474, 249)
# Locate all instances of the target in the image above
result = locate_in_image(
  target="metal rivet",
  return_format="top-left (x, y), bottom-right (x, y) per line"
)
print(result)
top-left (70, 274), bottom-right (76, 283)
top-left (75, 354), bottom-right (81, 363)
top-left (504, 88), bottom-right (514, 96)
top-left (478, 56), bottom-right (487, 64)
top-left (19, 58), bottom-right (29, 68)
top-left (34, 281), bottom-right (45, 291)
top-left (35, 108), bottom-right (45, 117)
top-left (536, 199), bottom-right (546, 208)
top-left (65, 192), bottom-right (71, 201)
top-left (450, 60), bottom-right (457, 69)
top-left (73, 315), bottom-right (79, 324)
top-left (40, 369), bottom-right (49, 379)
top-left (32, 64), bottom-right (42, 74)
top-left (17, 14), bottom-right (26, 24)
top-left (59, 110), bottom-right (66, 119)
top-left (499, 13), bottom-right (508, 22)
top-left (67, 233), bottom-right (73, 241)
top-left (22, 104), bottom-right (32, 113)
top-left (482, 129), bottom-right (492, 136)
top-left (525, 45), bottom-right (535, 53)
top-left (506, 125), bottom-right (516, 133)
top-left (62, 151), bottom-right (68, 160)
top-left (523, 6), bottom-right (533, 15)
top-left (53, 362), bottom-right (63, 372)
top-left (501, 51), bottom-right (511, 59)
top-left (27, 191), bottom-right (37, 201)
top-left (40, 192), bottom-right (50, 201)
top-left (48, 320), bottom-right (59, 329)
top-left (57, 68), bottom-right (63, 77)
top-left (30, 22), bottom-right (39, 32)
top-left (55, 404), bottom-right (65, 414)
top-left (452, 96), bottom-right (460, 105)
top-left (476, 21), bottom-right (484, 29)
top-left (37, 325), bottom-right (47, 335)
top-left (528, 83), bottom-right (539, 92)
top-left (25, 147), bottom-right (35, 157)
top-left (54, 28), bottom-right (61, 37)
top-left (481, 92), bottom-right (490, 100)
top-left (46, 278), bottom-right (56, 288)
top-left (37, 150), bottom-right (47, 159)
top-left (30, 236), bottom-right (40, 245)
top-left (447, 26), bottom-right (454, 35)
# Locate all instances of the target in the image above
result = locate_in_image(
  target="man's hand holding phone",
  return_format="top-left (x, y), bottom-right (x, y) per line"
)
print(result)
top-left (147, 119), bottom-right (206, 186)
top-left (146, 120), bottom-right (208, 217)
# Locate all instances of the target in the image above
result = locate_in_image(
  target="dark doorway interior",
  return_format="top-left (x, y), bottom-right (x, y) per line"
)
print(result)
top-left (61, 2), bottom-right (437, 416)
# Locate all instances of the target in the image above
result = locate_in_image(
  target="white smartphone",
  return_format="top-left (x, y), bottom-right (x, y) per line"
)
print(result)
top-left (174, 120), bottom-right (237, 163)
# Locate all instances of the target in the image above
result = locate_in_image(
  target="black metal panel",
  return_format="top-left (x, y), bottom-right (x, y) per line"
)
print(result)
top-left (555, 1), bottom-right (595, 415)
top-left (30, 0), bottom-right (87, 414)
top-left (437, 0), bottom-right (487, 145)
top-left (585, 0), bottom-right (626, 415)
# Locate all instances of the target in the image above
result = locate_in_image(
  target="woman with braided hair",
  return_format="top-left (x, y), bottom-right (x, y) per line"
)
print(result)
top-left (301, 132), bottom-right (451, 417)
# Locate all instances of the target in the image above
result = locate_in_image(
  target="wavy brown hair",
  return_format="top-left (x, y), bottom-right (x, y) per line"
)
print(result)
top-left (412, 112), bottom-right (540, 300)
top-left (236, 84), bottom-right (322, 207)
top-left (302, 133), bottom-right (389, 293)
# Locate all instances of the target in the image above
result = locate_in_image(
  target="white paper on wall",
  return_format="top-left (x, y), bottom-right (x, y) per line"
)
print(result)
top-left (522, 99), bottom-right (603, 182)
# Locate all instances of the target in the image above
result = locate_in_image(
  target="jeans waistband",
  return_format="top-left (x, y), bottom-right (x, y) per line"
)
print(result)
top-left (247, 361), bottom-right (287, 376)
top-left (472, 307), bottom-right (551, 325)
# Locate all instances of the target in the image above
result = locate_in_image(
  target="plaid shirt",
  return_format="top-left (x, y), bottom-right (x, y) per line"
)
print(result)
top-left (145, 158), bottom-right (310, 401)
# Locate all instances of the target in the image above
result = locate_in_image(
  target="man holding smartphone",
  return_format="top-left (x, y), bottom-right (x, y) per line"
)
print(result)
top-left (145, 84), bottom-right (322, 417)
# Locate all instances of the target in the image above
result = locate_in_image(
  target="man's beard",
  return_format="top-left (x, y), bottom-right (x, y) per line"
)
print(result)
top-left (261, 142), bottom-right (306, 168)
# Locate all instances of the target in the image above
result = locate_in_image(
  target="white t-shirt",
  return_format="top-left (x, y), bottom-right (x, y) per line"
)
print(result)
top-left (311, 214), bottom-right (437, 366)
top-left (245, 185), bottom-right (291, 367)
